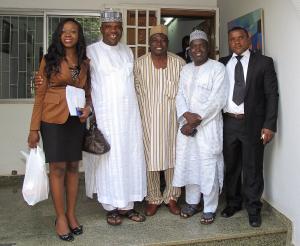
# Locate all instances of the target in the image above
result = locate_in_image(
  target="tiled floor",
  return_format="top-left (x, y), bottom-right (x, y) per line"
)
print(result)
top-left (0, 183), bottom-right (288, 246)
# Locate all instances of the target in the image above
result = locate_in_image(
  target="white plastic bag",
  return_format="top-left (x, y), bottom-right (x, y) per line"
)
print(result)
top-left (22, 146), bottom-right (49, 205)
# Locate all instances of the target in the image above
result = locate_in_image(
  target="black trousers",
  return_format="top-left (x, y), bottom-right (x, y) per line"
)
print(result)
top-left (223, 115), bottom-right (264, 215)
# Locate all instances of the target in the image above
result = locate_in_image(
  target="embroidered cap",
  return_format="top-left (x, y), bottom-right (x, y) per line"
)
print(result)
top-left (150, 25), bottom-right (168, 37)
top-left (101, 8), bottom-right (122, 23)
top-left (189, 30), bottom-right (208, 43)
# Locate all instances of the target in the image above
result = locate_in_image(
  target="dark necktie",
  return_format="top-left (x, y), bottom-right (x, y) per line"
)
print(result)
top-left (232, 55), bottom-right (245, 105)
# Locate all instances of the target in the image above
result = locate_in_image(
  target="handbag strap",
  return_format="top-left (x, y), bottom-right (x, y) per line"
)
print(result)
top-left (89, 106), bottom-right (98, 128)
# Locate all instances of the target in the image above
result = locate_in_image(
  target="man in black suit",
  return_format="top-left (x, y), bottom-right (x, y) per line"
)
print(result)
top-left (219, 26), bottom-right (279, 227)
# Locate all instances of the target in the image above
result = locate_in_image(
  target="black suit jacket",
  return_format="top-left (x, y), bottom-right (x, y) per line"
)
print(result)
top-left (219, 51), bottom-right (279, 143)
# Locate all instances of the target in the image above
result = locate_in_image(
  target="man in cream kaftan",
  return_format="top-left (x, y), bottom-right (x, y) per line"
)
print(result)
top-left (84, 10), bottom-right (146, 219)
top-left (173, 30), bottom-right (228, 222)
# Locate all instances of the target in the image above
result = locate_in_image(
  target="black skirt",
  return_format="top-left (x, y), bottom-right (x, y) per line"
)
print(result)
top-left (40, 116), bottom-right (85, 163)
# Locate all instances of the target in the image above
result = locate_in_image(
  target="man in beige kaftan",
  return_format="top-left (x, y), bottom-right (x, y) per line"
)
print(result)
top-left (134, 25), bottom-right (185, 216)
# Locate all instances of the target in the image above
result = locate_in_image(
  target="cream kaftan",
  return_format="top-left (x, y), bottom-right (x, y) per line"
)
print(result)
top-left (134, 52), bottom-right (185, 171)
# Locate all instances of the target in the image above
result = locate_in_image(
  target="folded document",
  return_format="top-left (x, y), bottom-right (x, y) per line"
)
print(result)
top-left (66, 85), bottom-right (85, 116)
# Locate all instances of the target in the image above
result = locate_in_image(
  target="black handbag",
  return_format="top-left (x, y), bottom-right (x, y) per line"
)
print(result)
top-left (83, 115), bottom-right (110, 155)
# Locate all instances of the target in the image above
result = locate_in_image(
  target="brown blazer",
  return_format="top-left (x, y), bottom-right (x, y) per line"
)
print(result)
top-left (30, 57), bottom-right (91, 131)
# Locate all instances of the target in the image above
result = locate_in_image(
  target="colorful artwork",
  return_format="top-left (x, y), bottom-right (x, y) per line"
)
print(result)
top-left (228, 8), bottom-right (264, 54)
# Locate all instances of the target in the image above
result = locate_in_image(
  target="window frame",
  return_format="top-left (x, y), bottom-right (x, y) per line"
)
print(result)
top-left (0, 10), bottom-right (100, 103)
top-left (0, 10), bottom-right (44, 103)
top-left (122, 8), bottom-right (161, 58)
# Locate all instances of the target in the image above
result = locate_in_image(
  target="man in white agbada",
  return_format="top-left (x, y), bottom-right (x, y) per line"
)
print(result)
top-left (173, 30), bottom-right (228, 224)
top-left (84, 9), bottom-right (147, 225)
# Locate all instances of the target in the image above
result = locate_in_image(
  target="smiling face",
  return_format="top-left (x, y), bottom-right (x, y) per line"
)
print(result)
top-left (149, 33), bottom-right (168, 57)
top-left (228, 29), bottom-right (250, 55)
top-left (101, 22), bottom-right (123, 46)
top-left (190, 39), bottom-right (209, 66)
top-left (60, 21), bottom-right (79, 48)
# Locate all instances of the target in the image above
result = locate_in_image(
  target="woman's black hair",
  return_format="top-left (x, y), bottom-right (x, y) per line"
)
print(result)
top-left (44, 18), bottom-right (87, 79)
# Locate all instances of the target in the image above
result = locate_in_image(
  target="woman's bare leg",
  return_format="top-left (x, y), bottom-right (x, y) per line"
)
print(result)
top-left (65, 161), bottom-right (80, 229)
top-left (49, 162), bottom-right (70, 235)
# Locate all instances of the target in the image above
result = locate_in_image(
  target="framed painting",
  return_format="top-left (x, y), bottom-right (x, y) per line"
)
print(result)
top-left (228, 8), bottom-right (264, 54)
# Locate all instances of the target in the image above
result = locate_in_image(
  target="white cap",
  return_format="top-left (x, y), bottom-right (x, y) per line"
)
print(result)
top-left (189, 30), bottom-right (208, 43)
top-left (101, 8), bottom-right (122, 23)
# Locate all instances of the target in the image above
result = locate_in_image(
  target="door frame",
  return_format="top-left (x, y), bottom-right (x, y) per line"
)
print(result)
top-left (107, 4), bottom-right (219, 59)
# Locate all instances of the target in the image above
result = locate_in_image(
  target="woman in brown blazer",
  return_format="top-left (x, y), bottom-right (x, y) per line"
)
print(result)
top-left (28, 18), bottom-right (91, 242)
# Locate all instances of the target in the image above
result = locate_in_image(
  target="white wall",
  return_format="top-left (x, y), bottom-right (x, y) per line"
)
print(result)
top-left (168, 19), bottom-right (202, 54)
top-left (0, 103), bottom-right (32, 175)
top-left (217, 0), bottom-right (300, 245)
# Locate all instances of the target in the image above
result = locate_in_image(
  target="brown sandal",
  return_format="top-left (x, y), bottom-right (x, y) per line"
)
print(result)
top-left (106, 209), bottom-right (122, 226)
top-left (120, 209), bottom-right (146, 222)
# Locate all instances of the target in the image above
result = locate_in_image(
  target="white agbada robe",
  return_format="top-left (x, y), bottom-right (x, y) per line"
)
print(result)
top-left (173, 59), bottom-right (228, 196)
top-left (84, 40), bottom-right (146, 208)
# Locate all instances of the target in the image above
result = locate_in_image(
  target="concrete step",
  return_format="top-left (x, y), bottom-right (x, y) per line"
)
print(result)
top-left (0, 182), bottom-right (291, 246)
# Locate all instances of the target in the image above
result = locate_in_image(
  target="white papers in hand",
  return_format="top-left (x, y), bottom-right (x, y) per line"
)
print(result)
top-left (66, 85), bottom-right (86, 116)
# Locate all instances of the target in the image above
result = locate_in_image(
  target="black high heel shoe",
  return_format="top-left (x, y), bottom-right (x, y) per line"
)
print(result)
top-left (70, 225), bottom-right (83, 235)
top-left (55, 220), bottom-right (74, 242)
top-left (58, 233), bottom-right (74, 242)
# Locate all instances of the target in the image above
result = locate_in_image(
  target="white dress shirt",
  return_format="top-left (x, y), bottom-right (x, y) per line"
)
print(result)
top-left (223, 49), bottom-right (250, 114)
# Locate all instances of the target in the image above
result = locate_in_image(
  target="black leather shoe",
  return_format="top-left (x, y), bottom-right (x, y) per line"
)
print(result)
top-left (221, 206), bottom-right (242, 218)
top-left (70, 225), bottom-right (83, 235)
top-left (249, 213), bottom-right (262, 227)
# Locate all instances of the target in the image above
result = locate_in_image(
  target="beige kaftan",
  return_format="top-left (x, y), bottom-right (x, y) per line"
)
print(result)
top-left (134, 52), bottom-right (185, 171)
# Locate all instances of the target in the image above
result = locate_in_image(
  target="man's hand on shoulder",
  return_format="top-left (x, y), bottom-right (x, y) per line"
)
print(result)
top-left (34, 73), bottom-right (44, 89)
